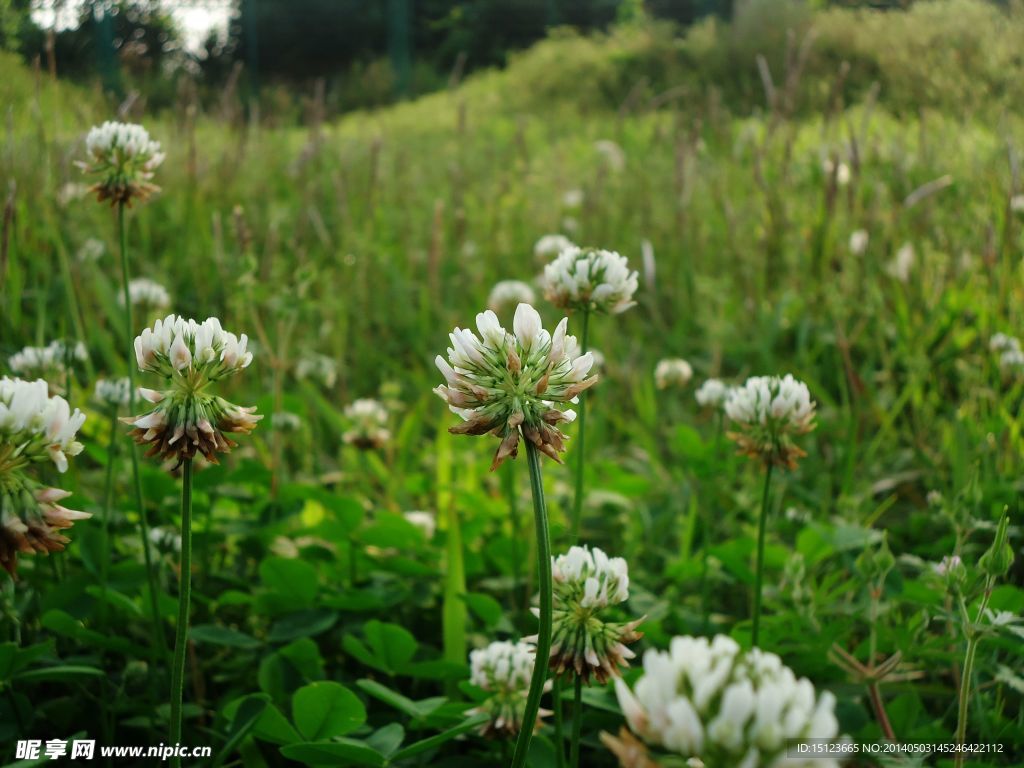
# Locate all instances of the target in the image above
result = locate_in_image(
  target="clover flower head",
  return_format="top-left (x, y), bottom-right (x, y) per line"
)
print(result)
top-left (695, 379), bottom-right (728, 409)
top-left (342, 398), bottom-right (390, 449)
top-left (122, 277), bottom-right (171, 312)
top-left (540, 546), bottom-right (642, 683)
top-left (1, 485), bottom-right (91, 577)
top-left (999, 348), bottom-right (1024, 373)
top-left (613, 635), bottom-right (842, 768)
top-left (295, 353), bottom-right (338, 388)
top-left (469, 640), bottom-right (545, 738)
top-left (433, 303), bottom-right (598, 470)
top-left (94, 377), bottom-right (133, 409)
top-left (123, 315), bottom-right (261, 467)
top-left (655, 358), bottom-right (693, 390)
top-left (849, 229), bottom-right (869, 255)
top-left (563, 189), bottom-right (584, 208)
top-left (887, 243), bottom-right (915, 282)
top-left (0, 377), bottom-right (85, 474)
top-left (403, 510), bottom-right (436, 540)
top-left (534, 234), bottom-right (575, 261)
top-left (77, 238), bottom-right (106, 263)
top-left (543, 246), bottom-right (638, 315)
top-left (488, 280), bottom-right (536, 315)
top-left (78, 121), bottom-right (164, 205)
top-left (595, 139), bottom-right (626, 172)
top-left (990, 333), bottom-right (1021, 354)
top-left (271, 411), bottom-right (303, 433)
top-left (725, 375), bottom-right (816, 469)
top-left (9, 341), bottom-right (87, 389)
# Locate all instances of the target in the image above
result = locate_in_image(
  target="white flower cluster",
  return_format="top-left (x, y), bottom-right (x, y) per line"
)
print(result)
top-left (695, 378), bottom-right (729, 408)
top-left (553, 545), bottom-right (629, 609)
top-left (534, 234), bottom-right (575, 261)
top-left (543, 246), bottom-right (638, 315)
top-left (125, 315), bottom-right (260, 466)
top-left (342, 398), bottom-right (390, 449)
top-left (470, 640), bottom-right (536, 694)
top-left (134, 314), bottom-right (253, 379)
top-left (725, 375), bottom-right (816, 468)
top-left (271, 411), bottom-right (303, 433)
top-left (9, 340), bottom-right (87, 382)
top-left (887, 243), bottom-right (915, 282)
top-left (487, 280), bottom-right (536, 314)
top-left (79, 122), bottom-right (164, 205)
top-left (76, 238), bottom-right (106, 263)
top-left (615, 635), bottom-right (841, 768)
top-left (725, 375), bottom-right (814, 431)
top-left (434, 303), bottom-right (597, 469)
top-left (94, 377), bottom-right (133, 408)
top-left (655, 358), bottom-right (693, 390)
top-left (848, 229), bottom-right (868, 255)
top-left (0, 378), bottom-right (85, 473)
top-left (991, 333), bottom-right (1024, 373)
top-left (123, 277), bottom-right (171, 310)
top-left (295, 353), bottom-right (338, 388)
top-left (595, 139), bottom-right (626, 172)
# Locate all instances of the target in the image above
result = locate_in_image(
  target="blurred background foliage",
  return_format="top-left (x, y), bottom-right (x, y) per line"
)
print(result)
top-left (4, 0), bottom-right (1023, 116)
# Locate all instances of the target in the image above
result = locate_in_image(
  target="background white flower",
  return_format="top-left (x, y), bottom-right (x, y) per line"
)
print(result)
top-left (488, 280), bottom-right (536, 314)
top-left (655, 358), bottom-right (693, 389)
top-left (543, 246), bottom-right (638, 315)
top-left (343, 398), bottom-right (390, 449)
top-left (695, 378), bottom-right (729, 408)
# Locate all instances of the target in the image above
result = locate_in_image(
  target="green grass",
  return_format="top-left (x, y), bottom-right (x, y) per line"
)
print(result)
top-left (1, 5), bottom-right (1023, 766)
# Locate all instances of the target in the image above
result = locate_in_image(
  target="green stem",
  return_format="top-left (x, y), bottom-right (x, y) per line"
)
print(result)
top-left (100, 411), bottom-right (118, 629)
top-left (751, 462), bottom-right (774, 647)
top-left (510, 442), bottom-right (553, 768)
top-left (954, 579), bottom-right (994, 768)
top-left (569, 674), bottom-right (583, 768)
top-left (169, 458), bottom-right (194, 768)
top-left (118, 202), bottom-right (166, 662)
top-left (570, 310), bottom-right (590, 543)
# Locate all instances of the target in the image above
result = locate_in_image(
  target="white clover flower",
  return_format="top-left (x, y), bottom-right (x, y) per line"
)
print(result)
top-left (542, 546), bottom-right (642, 683)
top-left (9, 340), bottom-right (87, 388)
top-left (1000, 349), bottom-right (1024, 373)
top-left (94, 377), bottom-right (133, 409)
top-left (613, 635), bottom-right (841, 768)
top-left (149, 525), bottom-right (182, 553)
top-left (121, 277), bottom-right (171, 311)
top-left (123, 314), bottom-right (261, 467)
top-left (342, 398), bottom-right (390, 450)
top-left (0, 378), bottom-right (89, 576)
top-left (1011, 194), bottom-right (1024, 213)
top-left (534, 234), bottom-right (576, 261)
top-left (695, 379), bottom-right (728, 409)
top-left (76, 238), bottom-right (106, 263)
top-left (849, 229), bottom-right (869, 255)
top-left (434, 303), bottom-right (598, 469)
top-left (543, 246), bottom-right (638, 315)
top-left (56, 181), bottom-right (90, 207)
top-left (595, 139), bottom-right (626, 172)
top-left (990, 333), bottom-right (1021, 353)
top-left (887, 243), bottom-right (915, 282)
top-left (932, 554), bottom-right (964, 577)
top-left (725, 375), bottom-right (816, 469)
top-left (563, 189), bottom-right (584, 208)
top-left (655, 358), bottom-right (693, 390)
top-left (926, 490), bottom-right (944, 507)
top-left (78, 121), bottom-right (164, 205)
top-left (271, 411), bottom-right (303, 433)
top-left (562, 216), bottom-right (580, 235)
top-left (0, 377), bottom-right (85, 474)
top-left (469, 640), bottom-right (544, 738)
top-left (403, 510), bottom-right (436, 540)
top-left (488, 280), bottom-right (537, 314)
top-left (295, 353), bottom-right (338, 388)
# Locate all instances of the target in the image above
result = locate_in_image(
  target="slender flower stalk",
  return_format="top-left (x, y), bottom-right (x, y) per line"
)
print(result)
top-left (168, 459), bottom-right (193, 768)
top-left (512, 441), bottom-right (554, 768)
top-left (724, 375), bottom-right (816, 646)
top-left (118, 203), bottom-right (166, 662)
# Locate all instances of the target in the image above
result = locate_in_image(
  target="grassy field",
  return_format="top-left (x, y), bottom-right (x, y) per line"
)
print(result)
top-left (1, 2), bottom-right (1023, 766)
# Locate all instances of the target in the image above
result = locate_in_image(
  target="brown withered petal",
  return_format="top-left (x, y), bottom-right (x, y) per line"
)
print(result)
top-left (599, 728), bottom-right (659, 768)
